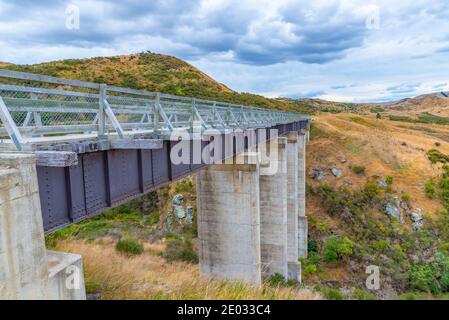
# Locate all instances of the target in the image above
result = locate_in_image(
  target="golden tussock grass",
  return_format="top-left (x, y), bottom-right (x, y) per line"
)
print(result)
top-left (308, 113), bottom-right (448, 216)
top-left (56, 239), bottom-right (321, 300)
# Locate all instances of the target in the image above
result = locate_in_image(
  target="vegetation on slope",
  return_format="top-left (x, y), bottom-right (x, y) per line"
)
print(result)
top-left (304, 113), bottom-right (449, 299)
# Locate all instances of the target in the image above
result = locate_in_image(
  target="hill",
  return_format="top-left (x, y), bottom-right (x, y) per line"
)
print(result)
top-left (1, 52), bottom-right (304, 112)
top-left (371, 93), bottom-right (449, 116)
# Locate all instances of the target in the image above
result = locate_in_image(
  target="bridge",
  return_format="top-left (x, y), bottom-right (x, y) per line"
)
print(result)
top-left (0, 69), bottom-right (310, 299)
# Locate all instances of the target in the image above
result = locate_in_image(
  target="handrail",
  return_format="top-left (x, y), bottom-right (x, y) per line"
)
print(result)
top-left (0, 69), bottom-right (309, 150)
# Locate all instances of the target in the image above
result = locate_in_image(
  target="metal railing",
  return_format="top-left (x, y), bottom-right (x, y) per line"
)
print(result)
top-left (0, 69), bottom-right (308, 150)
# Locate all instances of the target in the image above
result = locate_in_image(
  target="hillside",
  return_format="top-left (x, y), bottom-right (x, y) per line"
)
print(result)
top-left (1, 52), bottom-right (305, 112)
top-left (304, 113), bottom-right (449, 299)
top-left (371, 93), bottom-right (449, 116)
top-left (278, 97), bottom-right (369, 114)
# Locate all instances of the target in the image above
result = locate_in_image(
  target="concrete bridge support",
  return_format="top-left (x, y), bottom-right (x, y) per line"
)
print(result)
top-left (259, 138), bottom-right (288, 279)
top-left (297, 133), bottom-right (308, 259)
top-left (285, 132), bottom-right (301, 281)
top-left (0, 153), bottom-right (85, 300)
top-left (196, 153), bottom-right (262, 285)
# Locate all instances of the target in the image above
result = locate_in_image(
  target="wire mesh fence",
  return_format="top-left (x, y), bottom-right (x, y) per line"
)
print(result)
top-left (0, 69), bottom-right (308, 150)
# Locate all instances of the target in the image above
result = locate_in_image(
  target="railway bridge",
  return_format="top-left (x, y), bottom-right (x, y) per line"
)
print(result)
top-left (0, 70), bottom-right (310, 299)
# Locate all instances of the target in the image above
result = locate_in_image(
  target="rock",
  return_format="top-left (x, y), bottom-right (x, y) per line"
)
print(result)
top-left (311, 168), bottom-right (325, 180)
top-left (173, 205), bottom-right (186, 220)
top-left (396, 197), bottom-right (409, 211)
top-left (331, 167), bottom-right (343, 178)
top-left (340, 287), bottom-right (352, 298)
top-left (325, 280), bottom-right (339, 288)
top-left (87, 293), bottom-right (101, 300)
top-left (172, 194), bottom-right (186, 220)
top-left (412, 221), bottom-right (423, 230)
top-left (410, 211), bottom-right (422, 223)
top-left (377, 180), bottom-right (387, 188)
top-left (410, 209), bottom-right (423, 230)
top-left (384, 203), bottom-right (403, 224)
top-left (172, 194), bottom-right (184, 206)
top-left (337, 156), bottom-right (347, 163)
top-left (343, 179), bottom-right (353, 186)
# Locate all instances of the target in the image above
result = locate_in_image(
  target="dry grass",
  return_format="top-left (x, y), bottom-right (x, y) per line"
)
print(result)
top-left (56, 239), bottom-right (321, 300)
top-left (308, 113), bottom-right (447, 216)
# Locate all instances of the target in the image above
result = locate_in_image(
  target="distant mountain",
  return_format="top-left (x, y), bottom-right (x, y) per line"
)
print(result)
top-left (0, 61), bottom-right (12, 67)
top-left (370, 92), bottom-right (449, 116)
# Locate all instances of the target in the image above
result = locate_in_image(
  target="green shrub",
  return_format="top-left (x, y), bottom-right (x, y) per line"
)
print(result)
top-left (268, 273), bottom-right (287, 286)
top-left (362, 181), bottom-right (381, 199)
top-left (313, 184), bottom-right (349, 216)
top-left (175, 179), bottom-right (194, 193)
top-left (163, 238), bottom-right (198, 263)
top-left (351, 165), bottom-right (366, 175)
top-left (308, 240), bottom-right (318, 253)
top-left (399, 292), bottom-right (420, 300)
top-left (409, 252), bottom-right (449, 294)
top-left (352, 289), bottom-right (377, 300)
top-left (321, 287), bottom-right (345, 300)
top-left (401, 193), bottom-right (411, 204)
top-left (371, 107), bottom-right (385, 113)
top-left (303, 264), bottom-right (318, 275)
top-left (425, 181), bottom-right (436, 198)
top-left (386, 176), bottom-right (394, 185)
top-left (323, 236), bottom-right (354, 263)
top-left (115, 238), bottom-right (144, 256)
top-left (350, 117), bottom-right (369, 125)
top-left (427, 149), bottom-right (449, 164)
top-left (417, 112), bottom-right (449, 125)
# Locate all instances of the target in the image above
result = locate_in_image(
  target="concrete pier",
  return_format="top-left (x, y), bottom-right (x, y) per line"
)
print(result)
top-left (196, 153), bottom-right (262, 285)
top-left (297, 133), bottom-right (308, 259)
top-left (259, 138), bottom-right (288, 278)
top-left (0, 153), bottom-right (85, 300)
top-left (286, 133), bottom-right (300, 281)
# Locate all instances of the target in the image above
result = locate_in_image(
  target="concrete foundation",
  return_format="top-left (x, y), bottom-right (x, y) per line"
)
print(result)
top-left (297, 133), bottom-right (308, 259)
top-left (0, 153), bottom-right (86, 300)
top-left (259, 138), bottom-right (288, 278)
top-left (285, 133), bottom-right (300, 281)
top-left (196, 153), bottom-right (262, 285)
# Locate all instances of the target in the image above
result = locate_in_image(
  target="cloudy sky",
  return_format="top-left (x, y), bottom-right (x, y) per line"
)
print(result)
top-left (0, 0), bottom-right (448, 102)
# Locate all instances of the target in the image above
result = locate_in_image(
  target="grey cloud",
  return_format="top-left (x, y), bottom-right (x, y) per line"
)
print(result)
top-left (387, 83), bottom-right (421, 94)
top-left (0, 0), bottom-right (369, 65)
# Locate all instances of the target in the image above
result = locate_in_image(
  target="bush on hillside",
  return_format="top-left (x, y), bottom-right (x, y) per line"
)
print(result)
top-left (163, 238), bottom-right (198, 263)
top-left (115, 238), bottom-right (144, 256)
top-left (409, 253), bottom-right (449, 294)
top-left (323, 236), bottom-right (354, 263)
top-left (427, 149), bottom-right (449, 164)
top-left (351, 165), bottom-right (366, 175)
